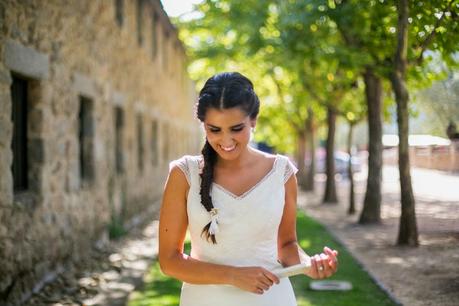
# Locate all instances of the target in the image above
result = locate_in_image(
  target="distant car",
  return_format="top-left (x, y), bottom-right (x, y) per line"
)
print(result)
top-left (315, 151), bottom-right (362, 175)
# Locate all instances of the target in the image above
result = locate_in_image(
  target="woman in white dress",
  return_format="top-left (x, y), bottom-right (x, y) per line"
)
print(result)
top-left (159, 72), bottom-right (339, 306)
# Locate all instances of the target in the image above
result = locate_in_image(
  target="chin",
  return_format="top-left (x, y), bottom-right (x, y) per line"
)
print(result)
top-left (216, 144), bottom-right (240, 158)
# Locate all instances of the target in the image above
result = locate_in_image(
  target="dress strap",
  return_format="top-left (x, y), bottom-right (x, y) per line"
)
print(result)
top-left (168, 155), bottom-right (192, 185)
top-left (277, 155), bottom-right (298, 184)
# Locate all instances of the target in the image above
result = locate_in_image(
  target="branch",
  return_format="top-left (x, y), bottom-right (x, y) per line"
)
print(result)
top-left (302, 78), bottom-right (327, 105)
top-left (269, 75), bottom-right (302, 133)
top-left (414, 0), bottom-right (453, 65)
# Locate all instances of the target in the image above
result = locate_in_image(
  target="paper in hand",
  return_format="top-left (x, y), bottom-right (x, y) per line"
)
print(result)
top-left (271, 259), bottom-right (311, 278)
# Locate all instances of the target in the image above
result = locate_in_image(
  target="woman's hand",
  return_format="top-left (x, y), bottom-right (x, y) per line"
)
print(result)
top-left (230, 266), bottom-right (280, 295)
top-left (305, 246), bottom-right (339, 279)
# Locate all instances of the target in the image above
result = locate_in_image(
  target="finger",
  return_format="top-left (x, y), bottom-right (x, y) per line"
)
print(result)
top-left (310, 256), bottom-right (318, 278)
top-left (263, 270), bottom-right (280, 285)
top-left (324, 246), bottom-right (338, 262)
top-left (258, 282), bottom-right (270, 291)
top-left (254, 287), bottom-right (264, 295)
top-left (259, 276), bottom-right (273, 289)
top-left (315, 254), bottom-right (324, 278)
top-left (324, 247), bottom-right (339, 268)
top-left (320, 253), bottom-right (332, 277)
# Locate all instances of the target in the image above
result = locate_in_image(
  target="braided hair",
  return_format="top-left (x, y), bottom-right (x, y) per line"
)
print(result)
top-left (196, 72), bottom-right (260, 244)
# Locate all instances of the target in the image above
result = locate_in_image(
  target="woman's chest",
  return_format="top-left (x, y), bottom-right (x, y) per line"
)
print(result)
top-left (187, 177), bottom-right (285, 234)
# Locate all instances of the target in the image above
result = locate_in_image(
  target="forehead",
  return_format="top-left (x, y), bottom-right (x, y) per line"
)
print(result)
top-left (204, 107), bottom-right (249, 126)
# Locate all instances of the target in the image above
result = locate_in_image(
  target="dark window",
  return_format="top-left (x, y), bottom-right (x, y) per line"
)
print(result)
top-left (136, 0), bottom-right (144, 46)
top-left (78, 96), bottom-right (95, 184)
top-left (115, 0), bottom-right (124, 27)
top-left (162, 123), bottom-right (169, 162)
top-left (114, 107), bottom-right (124, 174)
top-left (11, 75), bottom-right (28, 192)
top-left (151, 120), bottom-right (158, 166)
top-left (151, 12), bottom-right (157, 58)
top-left (137, 114), bottom-right (144, 172)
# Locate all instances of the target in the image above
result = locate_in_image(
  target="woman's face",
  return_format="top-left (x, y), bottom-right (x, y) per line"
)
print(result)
top-left (203, 107), bottom-right (256, 160)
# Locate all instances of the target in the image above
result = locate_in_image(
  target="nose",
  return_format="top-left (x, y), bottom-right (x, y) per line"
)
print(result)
top-left (220, 133), bottom-right (234, 146)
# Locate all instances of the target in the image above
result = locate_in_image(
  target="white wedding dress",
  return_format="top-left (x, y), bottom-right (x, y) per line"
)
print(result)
top-left (169, 153), bottom-right (298, 306)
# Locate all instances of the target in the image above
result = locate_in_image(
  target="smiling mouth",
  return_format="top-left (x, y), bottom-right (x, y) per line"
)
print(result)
top-left (220, 144), bottom-right (236, 152)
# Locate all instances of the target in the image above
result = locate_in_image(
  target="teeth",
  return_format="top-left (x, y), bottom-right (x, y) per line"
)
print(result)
top-left (220, 144), bottom-right (236, 151)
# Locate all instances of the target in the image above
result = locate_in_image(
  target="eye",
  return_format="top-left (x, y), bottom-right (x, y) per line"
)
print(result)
top-left (209, 128), bottom-right (220, 133)
top-left (232, 127), bottom-right (244, 132)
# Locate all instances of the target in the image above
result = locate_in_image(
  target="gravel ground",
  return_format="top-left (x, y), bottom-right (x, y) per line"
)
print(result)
top-left (23, 220), bottom-right (159, 306)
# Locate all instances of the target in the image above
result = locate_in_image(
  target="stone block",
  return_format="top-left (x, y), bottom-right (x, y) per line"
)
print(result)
top-left (72, 72), bottom-right (97, 99)
top-left (0, 66), bottom-right (12, 84)
top-left (0, 91), bottom-right (12, 119)
top-left (0, 116), bottom-right (12, 147)
top-left (28, 138), bottom-right (45, 164)
top-left (4, 39), bottom-right (49, 80)
top-left (112, 90), bottom-right (126, 107)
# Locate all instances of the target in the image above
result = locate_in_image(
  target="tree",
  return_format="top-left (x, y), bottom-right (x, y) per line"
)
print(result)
top-left (178, 0), bottom-right (343, 196)
top-left (340, 83), bottom-right (366, 215)
top-left (389, 0), bottom-right (459, 246)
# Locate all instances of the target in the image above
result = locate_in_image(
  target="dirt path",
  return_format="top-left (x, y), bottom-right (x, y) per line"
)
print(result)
top-left (298, 169), bottom-right (459, 306)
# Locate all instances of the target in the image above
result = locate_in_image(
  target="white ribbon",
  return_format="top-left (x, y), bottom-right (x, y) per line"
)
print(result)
top-left (209, 208), bottom-right (219, 235)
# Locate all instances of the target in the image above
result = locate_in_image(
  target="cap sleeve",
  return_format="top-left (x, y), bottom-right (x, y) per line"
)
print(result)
top-left (169, 156), bottom-right (191, 185)
top-left (284, 157), bottom-right (298, 184)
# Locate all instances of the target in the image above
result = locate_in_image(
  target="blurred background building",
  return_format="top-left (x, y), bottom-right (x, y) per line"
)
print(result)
top-left (0, 1), bottom-right (201, 304)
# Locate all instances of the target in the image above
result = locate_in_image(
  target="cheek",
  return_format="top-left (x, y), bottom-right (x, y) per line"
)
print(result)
top-left (239, 129), bottom-right (251, 140)
top-left (205, 132), bottom-right (218, 142)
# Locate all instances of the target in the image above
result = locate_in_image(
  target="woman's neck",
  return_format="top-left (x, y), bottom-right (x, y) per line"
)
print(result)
top-left (215, 147), bottom-right (259, 169)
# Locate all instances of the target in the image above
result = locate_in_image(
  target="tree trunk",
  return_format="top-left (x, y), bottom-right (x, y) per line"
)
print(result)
top-left (391, 0), bottom-right (418, 246)
top-left (347, 122), bottom-right (356, 215)
top-left (305, 107), bottom-right (315, 191)
top-left (359, 68), bottom-right (382, 223)
top-left (323, 106), bottom-right (338, 204)
top-left (296, 130), bottom-right (308, 189)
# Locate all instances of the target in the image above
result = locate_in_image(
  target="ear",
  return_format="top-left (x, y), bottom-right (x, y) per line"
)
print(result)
top-left (250, 117), bottom-right (257, 129)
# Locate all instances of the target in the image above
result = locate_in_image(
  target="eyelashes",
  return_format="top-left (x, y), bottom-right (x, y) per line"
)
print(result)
top-left (209, 127), bottom-right (244, 133)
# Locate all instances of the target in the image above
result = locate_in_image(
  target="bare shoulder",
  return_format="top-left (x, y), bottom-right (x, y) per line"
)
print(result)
top-left (169, 164), bottom-right (189, 182)
top-left (165, 164), bottom-right (190, 196)
top-left (250, 148), bottom-right (278, 163)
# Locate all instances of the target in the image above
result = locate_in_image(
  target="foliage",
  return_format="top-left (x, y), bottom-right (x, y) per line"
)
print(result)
top-left (412, 73), bottom-right (459, 135)
top-left (174, 0), bottom-right (459, 155)
top-left (108, 215), bottom-right (127, 239)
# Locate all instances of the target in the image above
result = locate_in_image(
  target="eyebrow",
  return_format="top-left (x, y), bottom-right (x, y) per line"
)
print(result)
top-left (206, 123), bottom-right (245, 129)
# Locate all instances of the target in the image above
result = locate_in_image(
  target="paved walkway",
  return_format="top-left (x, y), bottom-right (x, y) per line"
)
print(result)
top-left (24, 220), bottom-right (159, 306)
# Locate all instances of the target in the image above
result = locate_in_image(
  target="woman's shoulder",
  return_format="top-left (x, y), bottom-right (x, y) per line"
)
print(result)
top-left (169, 154), bottom-right (202, 167)
top-left (252, 150), bottom-right (297, 181)
top-left (169, 154), bottom-right (203, 185)
top-left (252, 149), bottom-right (290, 164)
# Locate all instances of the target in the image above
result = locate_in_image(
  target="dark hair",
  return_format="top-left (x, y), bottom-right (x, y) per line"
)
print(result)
top-left (196, 72), bottom-right (260, 243)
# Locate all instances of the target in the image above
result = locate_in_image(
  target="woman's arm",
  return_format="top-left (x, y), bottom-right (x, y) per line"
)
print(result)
top-left (277, 173), bottom-right (339, 279)
top-left (277, 173), bottom-right (304, 267)
top-left (158, 165), bottom-right (279, 293)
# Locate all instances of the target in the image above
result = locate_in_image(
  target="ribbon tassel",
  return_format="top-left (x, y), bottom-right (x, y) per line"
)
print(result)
top-left (209, 208), bottom-right (219, 235)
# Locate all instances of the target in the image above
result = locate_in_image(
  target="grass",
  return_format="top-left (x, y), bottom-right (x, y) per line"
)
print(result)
top-left (128, 211), bottom-right (397, 306)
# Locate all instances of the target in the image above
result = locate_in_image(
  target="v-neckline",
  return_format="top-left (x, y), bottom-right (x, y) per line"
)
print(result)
top-left (212, 154), bottom-right (279, 200)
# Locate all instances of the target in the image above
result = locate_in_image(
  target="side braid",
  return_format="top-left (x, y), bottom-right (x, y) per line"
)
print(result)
top-left (196, 72), bottom-right (260, 244)
top-left (200, 140), bottom-right (218, 243)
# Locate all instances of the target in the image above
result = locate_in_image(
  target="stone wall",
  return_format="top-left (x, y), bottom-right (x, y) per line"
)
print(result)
top-left (383, 142), bottom-right (459, 172)
top-left (0, 1), bottom-right (202, 304)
